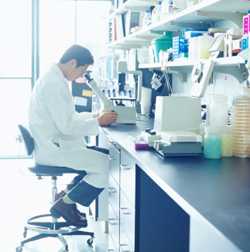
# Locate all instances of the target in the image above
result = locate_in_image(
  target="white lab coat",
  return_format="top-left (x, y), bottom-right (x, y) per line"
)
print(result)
top-left (29, 64), bottom-right (109, 220)
top-left (29, 64), bottom-right (109, 181)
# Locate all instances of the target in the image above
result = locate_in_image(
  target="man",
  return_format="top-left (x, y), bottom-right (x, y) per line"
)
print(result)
top-left (29, 45), bottom-right (117, 226)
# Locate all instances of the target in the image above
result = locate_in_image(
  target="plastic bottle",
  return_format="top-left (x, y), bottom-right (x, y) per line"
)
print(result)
top-left (143, 8), bottom-right (152, 27)
top-left (151, 0), bottom-right (162, 23)
top-left (221, 126), bottom-right (233, 157)
top-left (203, 127), bottom-right (222, 159)
top-left (208, 94), bottom-right (228, 134)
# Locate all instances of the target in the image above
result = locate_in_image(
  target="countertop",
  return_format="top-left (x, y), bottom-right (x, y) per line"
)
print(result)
top-left (102, 117), bottom-right (250, 252)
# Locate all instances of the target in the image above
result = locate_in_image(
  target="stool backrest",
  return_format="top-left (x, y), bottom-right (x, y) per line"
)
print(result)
top-left (18, 125), bottom-right (35, 156)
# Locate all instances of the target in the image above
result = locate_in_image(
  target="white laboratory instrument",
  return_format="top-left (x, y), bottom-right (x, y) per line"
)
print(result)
top-left (152, 96), bottom-right (202, 157)
top-left (191, 31), bottom-right (230, 98)
top-left (154, 96), bottom-right (201, 132)
top-left (239, 46), bottom-right (250, 70)
top-left (152, 131), bottom-right (202, 158)
top-left (85, 74), bottom-right (136, 124)
top-left (191, 59), bottom-right (215, 97)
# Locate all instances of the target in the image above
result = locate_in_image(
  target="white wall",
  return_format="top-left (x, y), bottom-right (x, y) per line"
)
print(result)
top-left (172, 72), bottom-right (244, 106)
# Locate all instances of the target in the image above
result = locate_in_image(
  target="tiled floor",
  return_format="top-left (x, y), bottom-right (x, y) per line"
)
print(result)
top-left (0, 159), bottom-right (108, 252)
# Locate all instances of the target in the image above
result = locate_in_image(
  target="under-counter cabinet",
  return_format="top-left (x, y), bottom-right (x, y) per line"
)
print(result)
top-left (120, 150), bottom-right (136, 252)
top-left (134, 167), bottom-right (242, 252)
top-left (108, 143), bottom-right (121, 252)
top-left (107, 141), bottom-right (136, 252)
top-left (101, 121), bottom-right (250, 252)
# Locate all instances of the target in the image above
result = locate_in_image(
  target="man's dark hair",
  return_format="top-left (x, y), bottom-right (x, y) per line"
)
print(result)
top-left (59, 44), bottom-right (94, 67)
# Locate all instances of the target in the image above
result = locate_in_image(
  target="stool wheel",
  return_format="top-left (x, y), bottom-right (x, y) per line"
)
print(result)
top-left (87, 237), bottom-right (94, 247)
top-left (16, 246), bottom-right (23, 252)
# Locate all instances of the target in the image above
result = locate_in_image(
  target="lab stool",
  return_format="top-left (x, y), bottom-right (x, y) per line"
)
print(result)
top-left (16, 125), bottom-right (94, 252)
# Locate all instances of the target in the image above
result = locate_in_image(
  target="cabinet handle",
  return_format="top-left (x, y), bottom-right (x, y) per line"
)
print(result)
top-left (120, 244), bottom-right (131, 252)
top-left (120, 207), bottom-right (131, 215)
top-left (108, 137), bottom-right (115, 144)
top-left (109, 221), bottom-right (118, 226)
top-left (109, 156), bottom-right (117, 161)
top-left (123, 211), bottom-right (131, 215)
top-left (109, 218), bottom-right (118, 226)
top-left (108, 187), bottom-right (117, 194)
top-left (120, 164), bottom-right (132, 170)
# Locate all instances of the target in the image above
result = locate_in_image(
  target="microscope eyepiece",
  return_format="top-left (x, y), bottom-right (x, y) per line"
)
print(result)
top-left (84, 71), bottom-right (93, 82)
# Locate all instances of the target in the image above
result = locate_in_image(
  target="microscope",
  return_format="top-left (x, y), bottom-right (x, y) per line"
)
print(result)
top-left (85, 73), bottom-right (136, 124)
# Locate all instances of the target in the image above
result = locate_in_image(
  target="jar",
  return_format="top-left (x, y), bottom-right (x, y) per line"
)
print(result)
top-left (232, 87), bottom-right (250, 158)
top-left (208, 94), bottom-right (228, 134)
top-left (151, 32), bottom-right (173, 62)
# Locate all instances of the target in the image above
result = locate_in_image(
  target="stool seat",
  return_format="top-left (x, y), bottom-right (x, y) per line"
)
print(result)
top-left (29, 164), bottom-right (87, 177)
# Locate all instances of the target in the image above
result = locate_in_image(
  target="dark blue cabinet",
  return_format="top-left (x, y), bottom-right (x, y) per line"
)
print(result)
top-left (135, 167), bottom-right (190, 252)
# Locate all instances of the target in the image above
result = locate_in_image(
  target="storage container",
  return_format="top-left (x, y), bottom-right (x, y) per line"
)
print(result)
top-left (232, 88), bottom-right (250, 158)
top-left (151, 32), bottom-right (173, 62)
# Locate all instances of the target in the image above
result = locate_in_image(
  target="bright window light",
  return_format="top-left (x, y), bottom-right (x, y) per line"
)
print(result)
top-left (40, 0), bottom-right (111, 75)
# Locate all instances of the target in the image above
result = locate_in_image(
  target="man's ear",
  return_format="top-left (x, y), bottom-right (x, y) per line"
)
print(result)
top-left (69, 59), bottom-right (77, 68)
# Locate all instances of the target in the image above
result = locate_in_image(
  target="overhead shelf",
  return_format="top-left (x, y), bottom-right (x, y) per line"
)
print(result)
top-left (109, 0), bottom-right (154, 18)
top-left (139, 56), bottom-right (246, 69)
top-left (108, 34), bottom-right (152, 49)
top-left (109, 29), bottom-right (162, 49)
top-left (108, 0), bottom-right (250, 49)
top-left (139, 56), bottom-right (249, 82)
top-left (149, 0), bottom-right (250, 32)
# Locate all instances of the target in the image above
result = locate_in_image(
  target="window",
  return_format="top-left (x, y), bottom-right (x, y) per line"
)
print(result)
top-left (40, 0), bottom-right (111, 75)
top-left (0, 0), bottom-right (31, 77)
top-left (0, 0), bottom-right (32, 157)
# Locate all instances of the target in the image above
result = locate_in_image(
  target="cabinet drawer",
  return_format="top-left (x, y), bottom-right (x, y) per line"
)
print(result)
top-left (120, 217), bottom-right (132, 252)
top-left (120, 243), bottom-right (134, 252)
top-left (109, 145), bottom-right (120, 184)
top-left (108, 177), bottom-right (120, 217)
top-left (120, 195), bottom-right (135, 251)
top-left (120, 235), bottom-right (132, 252)
top-left (108, 234), bottom-right (119, 252)
top-left (120, 227), bottom-right (134, 252)
top-left (108, 204), bottom-right (119, 250)
top-left (120, 152), bottom-right (135, 207)
top-left (120, 163), bottom-right (135, 207)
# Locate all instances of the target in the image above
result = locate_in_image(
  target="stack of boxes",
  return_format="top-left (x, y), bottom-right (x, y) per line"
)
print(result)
top-left (172, 32), bottom-right (188, 60)
top-left (242, 11), bottom-right (250, 51)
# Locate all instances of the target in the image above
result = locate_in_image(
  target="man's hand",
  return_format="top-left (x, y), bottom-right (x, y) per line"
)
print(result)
top-left (97, 111), bottom-right (117, 127)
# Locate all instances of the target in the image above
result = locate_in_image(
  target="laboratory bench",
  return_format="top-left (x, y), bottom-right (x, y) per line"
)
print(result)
top-left (99, 117), bottom-right (250, 252)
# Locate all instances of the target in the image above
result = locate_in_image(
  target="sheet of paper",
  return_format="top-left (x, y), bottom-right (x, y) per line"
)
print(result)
top-left (74, 96), bottom-right (88, 106)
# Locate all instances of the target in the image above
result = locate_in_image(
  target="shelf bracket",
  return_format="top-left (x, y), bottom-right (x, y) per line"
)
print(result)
top-left (162, 67), bottom-right (188, 82)
top-left (197, 11), bottom-right (243, 28)
top-left (214, 63), bottom-right (249, 83)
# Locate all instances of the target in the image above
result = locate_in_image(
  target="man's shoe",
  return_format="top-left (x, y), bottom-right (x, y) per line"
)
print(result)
top-left (55, 191), bottom-right (86, 218)
top-left (50, 198), bottom-right (87, 227)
